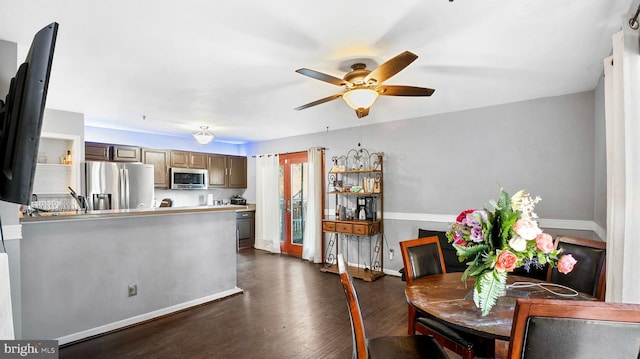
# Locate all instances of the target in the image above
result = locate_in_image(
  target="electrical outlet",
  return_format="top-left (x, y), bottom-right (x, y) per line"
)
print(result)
top-left (128, 284), bottom-right (137, 297)
top-left (389, 248), bottom-right (394, 261)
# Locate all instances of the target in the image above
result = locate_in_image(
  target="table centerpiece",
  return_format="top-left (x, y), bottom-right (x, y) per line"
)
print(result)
top-left (446, 188), bottom-right (577, 316)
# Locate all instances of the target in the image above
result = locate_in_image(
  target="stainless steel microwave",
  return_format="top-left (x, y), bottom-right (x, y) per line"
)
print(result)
top-left (170, 168), bottom-right (208, 189)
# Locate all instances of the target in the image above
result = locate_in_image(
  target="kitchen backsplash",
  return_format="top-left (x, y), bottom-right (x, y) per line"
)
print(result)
top-left (154, 188), bottom-right (246, 207)
top-left (28, 188), bottom-right (246, 210)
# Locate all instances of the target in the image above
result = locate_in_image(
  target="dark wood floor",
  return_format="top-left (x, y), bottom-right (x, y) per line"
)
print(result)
top-left (59, 248), bottom-right (424, 359)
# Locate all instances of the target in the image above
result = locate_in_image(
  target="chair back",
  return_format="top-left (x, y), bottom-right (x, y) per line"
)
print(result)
top-left (338, 254), bottom-right (367, 359)
top-left (418, 229), bottom-right (467, 273)
top-left (508, 298), bottom-right (640, 359)
top-left (400, 236), bottom-right (446, 285)
top-left (547, 236), bottom-right (606, 300)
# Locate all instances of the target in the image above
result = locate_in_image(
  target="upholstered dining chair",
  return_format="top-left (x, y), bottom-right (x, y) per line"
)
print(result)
top-left (337, 254), bottom-right (449, 359)
top-left (547, 235), bottom-right (606, 300)
top-left (508, 298), bottom-right (640, 359)
top-left (400, 236), bottom-right (477, 359)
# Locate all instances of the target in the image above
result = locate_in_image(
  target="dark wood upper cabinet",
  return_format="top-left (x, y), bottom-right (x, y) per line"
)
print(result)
top-left (112, 145), bottom-right (141, 162)
top-left (207, 154), bottom-right (227, 187)
top-left (85, 142), bottom-right (141, 162)
top-left (207, 154), bottom-right (247, 188)
top-left (170, 150), bottom-right (207, 169)
top-left (142, 148), bottom-right (169, 188)
top-left (85, 142), bottom-right (111, 161)
top-left (227, 155), bottom-right (247, 188)
top-left (189, 152), bottom-right (207, 169)
top-left (170, 150), bottom-right (189, 168)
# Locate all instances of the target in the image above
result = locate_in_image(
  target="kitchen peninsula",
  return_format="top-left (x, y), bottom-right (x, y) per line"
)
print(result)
top-left (19, 205), bottom-right (246, 344)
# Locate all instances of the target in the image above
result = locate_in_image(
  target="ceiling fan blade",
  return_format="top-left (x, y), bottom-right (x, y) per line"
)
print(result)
top-left (355, 107), bottom-right (370, 118)
top-left (364, 51), bottom-right (418, 84)
top-left (295, 68), bottom-right (347, 86)
top-left (294, 93), bottom-right (343, 110)
top-left (377, 85), bottom-right (435, 96)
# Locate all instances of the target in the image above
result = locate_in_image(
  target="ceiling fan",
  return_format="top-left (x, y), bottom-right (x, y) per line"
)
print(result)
top-left (294, 51), bottom-right (435, 118)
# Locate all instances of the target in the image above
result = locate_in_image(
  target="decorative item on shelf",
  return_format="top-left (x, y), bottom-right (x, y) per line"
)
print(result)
top-left (60, 150), bottom-right (72, 165)
top-left (445, 188), bottom-right (577, 316)
top-left (193, 126), bottom-right (215, 145)
top-left (65, 150), bottom-right (72, 165)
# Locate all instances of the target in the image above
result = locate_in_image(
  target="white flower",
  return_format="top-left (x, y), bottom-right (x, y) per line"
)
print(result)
top-left (513, 219), bottom-right (541, 240)
top-left (509, 235), bottom-right (527, 252)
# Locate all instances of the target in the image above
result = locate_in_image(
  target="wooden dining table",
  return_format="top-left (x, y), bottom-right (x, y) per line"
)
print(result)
top-left (405, 272), bottom-right (596, 356)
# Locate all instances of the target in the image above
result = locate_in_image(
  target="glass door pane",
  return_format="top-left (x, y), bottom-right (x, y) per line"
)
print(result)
top-left (290, 162), bottom-right (307, 245)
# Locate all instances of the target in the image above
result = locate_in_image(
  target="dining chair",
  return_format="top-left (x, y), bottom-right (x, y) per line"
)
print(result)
top-left (337, 254), bottom-right (449, 359)
top-left (546, 235), bottom-right (606, 300)
top-left (400, 236), bottom-right (477, 359)
top-left (508, 298), bottom-right (640, 359)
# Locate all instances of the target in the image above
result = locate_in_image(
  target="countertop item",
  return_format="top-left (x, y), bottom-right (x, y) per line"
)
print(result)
top-left (230, 195), bottom-right (246, 205)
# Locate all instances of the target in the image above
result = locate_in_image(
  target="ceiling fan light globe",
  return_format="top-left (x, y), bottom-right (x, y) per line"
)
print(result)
top-left (193, 126), bottom-right (215, 145)
top-left (343, 89), bottom-right (379, 110)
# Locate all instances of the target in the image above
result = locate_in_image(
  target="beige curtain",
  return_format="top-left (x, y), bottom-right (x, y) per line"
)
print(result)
top-left (302, 147), bottom-right (324, 263)
top-left (603, 29), bottom-right (640, 303)
top-left (254, 154), bottom-right (281, 253)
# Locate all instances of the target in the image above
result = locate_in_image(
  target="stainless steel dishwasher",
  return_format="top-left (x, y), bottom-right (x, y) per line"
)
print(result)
top-left (236, 210), bottom-right (255, 250)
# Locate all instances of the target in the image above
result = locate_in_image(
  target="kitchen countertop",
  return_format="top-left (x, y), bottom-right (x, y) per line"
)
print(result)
top-left (20, 204), bottom-right (251, 222)
top-left (238, 203), bottom-right (256, 212)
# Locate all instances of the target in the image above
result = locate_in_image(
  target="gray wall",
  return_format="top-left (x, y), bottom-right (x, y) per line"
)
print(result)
top-left (246, 91), bottom-right (600, 271)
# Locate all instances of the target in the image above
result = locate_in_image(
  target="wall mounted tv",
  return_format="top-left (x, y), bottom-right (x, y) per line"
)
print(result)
top-left (0, 22), bottom-right (58, 205)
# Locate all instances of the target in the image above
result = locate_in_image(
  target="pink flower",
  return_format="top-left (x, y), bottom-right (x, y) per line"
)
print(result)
top-left (513, 219), bottom-right (542, 240)
top-left (495, 250), bottom-right (518, 272)
top-left (557, 254), bottom-right (577, 274)
top-left (456, 209), bottom-right (475, 223)
top-left (535, 233), bottom-right (554, 253)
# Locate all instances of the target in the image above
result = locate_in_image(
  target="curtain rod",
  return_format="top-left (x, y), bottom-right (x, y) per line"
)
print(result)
top-left (251, 147), bottom-right (327, 158)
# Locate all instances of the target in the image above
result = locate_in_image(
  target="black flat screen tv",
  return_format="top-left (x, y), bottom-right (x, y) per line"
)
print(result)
top-left (0, 22), bottom-right (58, 205)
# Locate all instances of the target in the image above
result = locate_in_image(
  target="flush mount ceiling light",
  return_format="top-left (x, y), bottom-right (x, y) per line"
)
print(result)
top-left (193, 126), bottom-right (215, 145)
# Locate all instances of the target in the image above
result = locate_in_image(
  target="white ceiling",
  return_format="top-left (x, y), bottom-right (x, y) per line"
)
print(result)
top-left (0, 0), bottom-right (634, 144)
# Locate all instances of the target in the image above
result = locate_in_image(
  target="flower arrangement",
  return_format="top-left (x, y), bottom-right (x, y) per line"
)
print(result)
top-left (446, 189), bottom-right (576, 316)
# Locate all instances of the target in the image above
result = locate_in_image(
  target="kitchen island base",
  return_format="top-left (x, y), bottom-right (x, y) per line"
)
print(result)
top-left (20, 208), bottom-right (241, 344)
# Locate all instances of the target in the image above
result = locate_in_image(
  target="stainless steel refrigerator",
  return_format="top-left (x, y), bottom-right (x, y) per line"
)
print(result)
top-left (85, 161), bottom-right (155, 210)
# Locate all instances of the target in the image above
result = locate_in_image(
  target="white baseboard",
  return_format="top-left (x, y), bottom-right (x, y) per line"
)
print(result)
top-left (56, 287), bottom-right (244, 345)
top-left (383, 268), bottom-right (402, 277)
top-left (385, 212), bottom-right (606, 240)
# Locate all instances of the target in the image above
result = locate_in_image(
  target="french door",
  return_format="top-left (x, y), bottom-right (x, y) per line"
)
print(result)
top-left (279, 152), bottom-right (308, 256)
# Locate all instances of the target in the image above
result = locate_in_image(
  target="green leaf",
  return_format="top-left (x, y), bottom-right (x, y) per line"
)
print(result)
top-left (474, 270), bottom-right (508, 316)
top-left (452, 243), bottom-right (489, 260)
